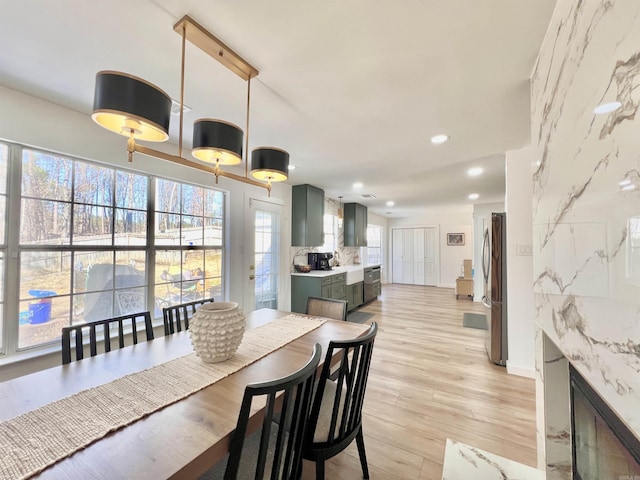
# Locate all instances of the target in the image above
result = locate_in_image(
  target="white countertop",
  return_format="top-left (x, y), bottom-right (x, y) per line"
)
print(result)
top-left (291, 264), bottom-right (379, 284)
top-left (291, 269), bottom-right (339, 278)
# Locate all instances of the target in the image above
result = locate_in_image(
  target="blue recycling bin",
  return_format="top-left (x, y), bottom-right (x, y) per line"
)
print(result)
top-left (28, 290), bottom-right (56, 324)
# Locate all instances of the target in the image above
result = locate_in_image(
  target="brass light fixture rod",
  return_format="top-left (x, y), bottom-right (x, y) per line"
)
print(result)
top-left (173, 16), bottom-right (259, 81)
top-left (131, 143), bottom-right (271, 192)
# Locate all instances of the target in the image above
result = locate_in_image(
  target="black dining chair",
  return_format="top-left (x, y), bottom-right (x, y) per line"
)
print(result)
top-left (305, 296), bottom-right (348, 321)
top-left (162, 297), bottom-right (215, 336)
top-left (200, 344), bottom-right (322, 480)
top-left (61, 311), bottom-right (154, 365)
top-left (301, 322), bottom-right (378, 479)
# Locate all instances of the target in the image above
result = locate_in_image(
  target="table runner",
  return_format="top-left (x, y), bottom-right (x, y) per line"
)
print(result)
top-left (0, 314), bottom-right (325, 480)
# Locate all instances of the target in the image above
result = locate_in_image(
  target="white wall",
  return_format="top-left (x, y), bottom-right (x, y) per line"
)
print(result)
top-left (389, 206), bottom-right (473, 287)
top-left (505, 147), bottom-right (535, 378)
top-left (472, 201), bottom-right (505, 301)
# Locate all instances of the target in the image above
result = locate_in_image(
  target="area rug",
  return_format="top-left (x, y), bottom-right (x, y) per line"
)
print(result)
top-left (462, 312), bottom-right (487, 330)
top-left (347, 311), bottom-right (375, 324)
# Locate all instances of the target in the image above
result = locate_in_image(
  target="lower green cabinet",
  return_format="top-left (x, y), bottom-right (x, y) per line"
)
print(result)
top-left (346, 282), bottom-right (364, 312)
top-left (291, 272), bottom-right (347, 313)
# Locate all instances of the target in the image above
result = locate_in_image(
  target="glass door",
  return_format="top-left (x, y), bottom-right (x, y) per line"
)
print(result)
top-left (245, 198), bottom-right (282, 311)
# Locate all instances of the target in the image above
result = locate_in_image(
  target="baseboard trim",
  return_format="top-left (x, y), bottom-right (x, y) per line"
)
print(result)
top-left (506, 361), bottom-right (535, 378)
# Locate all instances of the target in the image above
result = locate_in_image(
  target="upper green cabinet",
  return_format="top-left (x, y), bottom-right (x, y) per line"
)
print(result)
top-left (343, 202), bottom-right (368, 246)
top-left (292, 184), bottom-right (324, 246)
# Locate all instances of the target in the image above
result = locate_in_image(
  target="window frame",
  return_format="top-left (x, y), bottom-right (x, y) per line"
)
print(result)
top-left (322, 214), bottom-right (338, 254)
top-left (364, 224), bottom-right (382, 266)
top-left (0, 141), bottom-right (228, 358)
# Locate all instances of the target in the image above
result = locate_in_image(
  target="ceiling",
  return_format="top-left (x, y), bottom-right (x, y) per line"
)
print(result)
top-left (0, 1), bottom-right (556, 217)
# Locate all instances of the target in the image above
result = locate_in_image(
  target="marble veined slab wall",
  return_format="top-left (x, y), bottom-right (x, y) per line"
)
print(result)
top-left (532, 0), bottom-right (640, 476)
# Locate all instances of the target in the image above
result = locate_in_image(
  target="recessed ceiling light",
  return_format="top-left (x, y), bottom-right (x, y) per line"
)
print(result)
top-left (619, 178), bottom-right (631, 186)
top-left (386, 201), bottom-right (395, 207)
top-left (622, 184), bottom-right (636, 191)
top-left (468, 193), bottom-right (479, 200)
top-left (593, 101), bottom-right (621, 114)
top-left (352, 182), bottom-right (364, 189)
top-left (467, 167), bottom-right (483, 177)
top-left (430, 134), bottom-right (449, 144)
top-left (287, 164), bottom-right (296, 170)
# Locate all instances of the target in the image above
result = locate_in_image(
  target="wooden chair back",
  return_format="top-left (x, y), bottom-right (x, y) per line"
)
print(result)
top-left (306, 296), bottom-right (348, 321)
top-left (162, 298), bottom-right (215, 336)
top-left (302, 322), bottom-right (378, 479)
top-left (224, 344), bottom-right (322, 479)
top-left (61, 311), bottom-right (154, 365)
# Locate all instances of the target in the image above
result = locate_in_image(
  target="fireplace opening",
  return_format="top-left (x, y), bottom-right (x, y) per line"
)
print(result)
top-left (570, 364), bottom-right (640, 479)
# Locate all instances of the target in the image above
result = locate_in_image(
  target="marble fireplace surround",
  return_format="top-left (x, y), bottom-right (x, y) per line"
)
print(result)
top-left (531, 1), bottom-right (640, 479)
top-left (539, 331), bottom-right (640, 479)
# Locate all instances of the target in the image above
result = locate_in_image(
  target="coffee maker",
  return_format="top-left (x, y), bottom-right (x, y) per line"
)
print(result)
top-left (308, 252), bottom-right (333, 271)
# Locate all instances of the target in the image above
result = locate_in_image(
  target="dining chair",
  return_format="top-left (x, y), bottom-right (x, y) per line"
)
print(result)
top-left (162, 297), bottom-right (215, 336)
top-left (301, 322), bottom-right (378, 480)
top-left (61, 311), bottom-right (154, 365)
top-left (305, 296), bottom-right (348, 321)
top-left (200, 344), bottom-right (321, 480)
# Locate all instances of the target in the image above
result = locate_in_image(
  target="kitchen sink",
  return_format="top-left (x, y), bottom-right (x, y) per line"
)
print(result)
top-left (334, 265), bottom-right (364, 285)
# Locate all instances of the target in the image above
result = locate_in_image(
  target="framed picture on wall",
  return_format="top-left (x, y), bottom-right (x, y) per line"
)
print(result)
top-left (447, 233), bottom-right (465, 246)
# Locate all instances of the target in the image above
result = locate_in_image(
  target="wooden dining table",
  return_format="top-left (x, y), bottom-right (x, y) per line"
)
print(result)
top-left (0, 309), bottom-right (370, 479)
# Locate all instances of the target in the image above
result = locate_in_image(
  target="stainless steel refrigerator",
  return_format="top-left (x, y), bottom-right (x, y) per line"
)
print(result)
top-left (481, 212), bottom-right (507, 366)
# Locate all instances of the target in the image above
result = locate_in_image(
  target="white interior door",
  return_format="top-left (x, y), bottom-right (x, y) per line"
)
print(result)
top-left (401, 229), bottom-right (414, 284)
top-left (414, 228), bottom-right (426, 285)
top-left (424, 227), bottom-right (438, 285)
top-left (392, 229), bottom-right (404, 283)
top-left (392, 227), bottom-right (438, 286)
top-left (244, 198), bottom-right (282, 312)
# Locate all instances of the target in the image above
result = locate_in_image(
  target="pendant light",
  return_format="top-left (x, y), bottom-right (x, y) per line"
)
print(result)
top-left (91, 15), bottom-right (288, 194)
top-left (192, 119), bottom-right (243, 165)
top-left (245, 76), bottom-right (289, 183)
top-left (92, 71), bottom-right (172, 143)
top-left (338, 196), bottom-right (344, 228)
top-left (251, 147), bottom-right (289, 182)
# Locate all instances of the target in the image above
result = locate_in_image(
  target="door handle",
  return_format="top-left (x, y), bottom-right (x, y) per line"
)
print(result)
top-left (481, 296), bottom-right (491, 309)
top-left (249, 275), bottom-right (255, 280)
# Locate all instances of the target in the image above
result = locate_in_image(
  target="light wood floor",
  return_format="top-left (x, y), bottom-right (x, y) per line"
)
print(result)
top-left (301, 284), bottom-right (537, 479)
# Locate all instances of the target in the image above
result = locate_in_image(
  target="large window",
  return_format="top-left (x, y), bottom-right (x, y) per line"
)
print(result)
top-left (154, 179), bottom-right (225, 308)
top-left (0, 142), bottom-right (227, 355)
top-left (19, 149), bottom-right (149, 349)
top-left (322, 214), bottom-right (337, 254)
top-left (364, 225), bottom-right (382, 266)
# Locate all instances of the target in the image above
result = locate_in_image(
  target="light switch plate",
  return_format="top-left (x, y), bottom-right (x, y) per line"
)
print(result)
top-left (516, 244), bottom-right (533, 256)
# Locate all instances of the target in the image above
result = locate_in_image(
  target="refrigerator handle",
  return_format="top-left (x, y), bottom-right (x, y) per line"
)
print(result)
top-left (482, 228), bottom-right (490, 283)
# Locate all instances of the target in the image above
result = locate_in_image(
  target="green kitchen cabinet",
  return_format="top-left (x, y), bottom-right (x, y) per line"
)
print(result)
top-left (343, 202), bottom-right (368, 246)
top-left (346, 281), bottom-right (364, 312)
top-left (292, 184), bottom-right (324, 246)
top-left (291, 272), bottom-right (346, 313)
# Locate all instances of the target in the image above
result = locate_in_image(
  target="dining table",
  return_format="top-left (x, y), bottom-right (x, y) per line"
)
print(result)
top-left (0, 309), bottom-right (371, 479)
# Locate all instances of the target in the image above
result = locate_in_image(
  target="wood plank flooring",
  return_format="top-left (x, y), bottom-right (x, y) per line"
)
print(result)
top-left (301, 284), bottom-right (537, 480)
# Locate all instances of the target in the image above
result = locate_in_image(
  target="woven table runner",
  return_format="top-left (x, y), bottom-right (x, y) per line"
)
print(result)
top-left (0, 314), bottom-right (325, 480)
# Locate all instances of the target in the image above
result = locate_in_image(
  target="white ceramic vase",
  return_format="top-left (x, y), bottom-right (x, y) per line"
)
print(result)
top-left (189, 302), bottom-right (246, 363)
